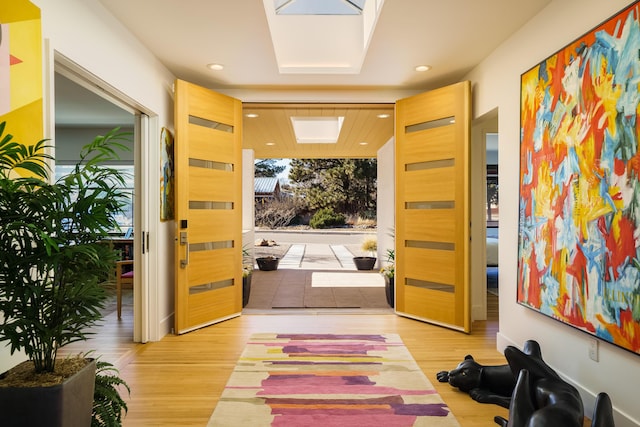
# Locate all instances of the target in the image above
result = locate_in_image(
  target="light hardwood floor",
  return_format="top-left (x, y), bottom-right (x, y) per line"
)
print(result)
top-left (61, 293), bottom-right (514, 426)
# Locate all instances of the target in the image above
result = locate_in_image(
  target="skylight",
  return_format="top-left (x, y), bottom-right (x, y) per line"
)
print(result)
top-left (291, 117), bottom-right (344, 144)
top-left (263, 0), bottom-right (385, 74)
top-left (275, 0), bottom-right (365, 15)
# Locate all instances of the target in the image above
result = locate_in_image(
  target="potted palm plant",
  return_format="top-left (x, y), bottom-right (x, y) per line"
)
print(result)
top-left (353, 237), bottom-right (377, 270)
top-left (0, 122), bottom-right (131, 427)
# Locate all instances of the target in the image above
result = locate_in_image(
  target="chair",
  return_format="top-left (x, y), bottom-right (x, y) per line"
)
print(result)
top-left (115, 260), bottom-right (133, 319)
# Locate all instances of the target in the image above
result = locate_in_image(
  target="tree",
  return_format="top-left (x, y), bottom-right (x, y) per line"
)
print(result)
top-left (255, 159), bottom-right (285, 177)
top-left (288, 158), bottom-right (377, 216)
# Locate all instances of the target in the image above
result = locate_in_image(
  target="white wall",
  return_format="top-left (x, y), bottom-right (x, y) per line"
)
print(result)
top-left (0, 325), bottom-right (26, 373)
top-left (465, 1), bottom-right (639, 425)
top-left (377, 137), bottom-right (395, 279)
top-left (242, 150), bottom-right (256, 262)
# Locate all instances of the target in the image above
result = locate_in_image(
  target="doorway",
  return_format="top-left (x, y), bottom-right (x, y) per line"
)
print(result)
top-left (239, 103), bottom-right (396, 313)
top-left (248, 156), bottom-right (387, 310)
top-left (53, 56), bottom-right (152, 343)
top-left (470, 109), bottom-right (499, 322)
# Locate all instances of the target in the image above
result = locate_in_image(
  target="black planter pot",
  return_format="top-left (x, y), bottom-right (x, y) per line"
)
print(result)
top-left (256, 257), bottom-right (280, 271)
top-left (0, 358), bottom-right (96, 427)
top-left (353, 256), bottom-right (376, 270)
top-left (384, 276), bottom-right (395, 307)
top-left (242, 273), bottom-right (252, 307)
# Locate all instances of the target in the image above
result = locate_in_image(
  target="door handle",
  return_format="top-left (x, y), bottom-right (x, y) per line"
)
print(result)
top-left (180, 231), bottom-right (189, 268)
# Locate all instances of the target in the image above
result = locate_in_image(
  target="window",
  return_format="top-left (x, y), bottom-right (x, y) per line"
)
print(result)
top-left (55, 164), bottom-right (134, 235)
top-left (487, 164), bottom-right (498, 227)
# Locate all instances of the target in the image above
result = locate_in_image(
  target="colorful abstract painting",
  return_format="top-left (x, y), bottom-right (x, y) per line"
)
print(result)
top-left (518, 1), bottom-right (640, 355)
top-left (207, 333), bottom-right (460, 426)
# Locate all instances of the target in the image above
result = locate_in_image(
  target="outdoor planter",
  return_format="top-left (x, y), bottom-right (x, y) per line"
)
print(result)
top-left (0, 358), bottom-right (96, 427)
top-left (256, 256), bottom-right (280, 271)
top-left (385, 276), bottom-right (395, 307)
top-left (353, 256), bottom-right (376, 270)
top-left (242, 273), bottom-right (252, 307)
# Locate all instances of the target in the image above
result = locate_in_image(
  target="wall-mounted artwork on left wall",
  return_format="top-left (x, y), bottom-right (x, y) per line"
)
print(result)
top-left (160, 127), bottom-right (175, 221)
top-left (518, 1), bottom-right (640, 356)
top-left (0, 0), bottom-right (43, 160)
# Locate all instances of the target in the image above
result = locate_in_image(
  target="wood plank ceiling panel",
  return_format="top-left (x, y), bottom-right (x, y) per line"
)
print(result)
top-left (243, 103), bottom-right (394, 159)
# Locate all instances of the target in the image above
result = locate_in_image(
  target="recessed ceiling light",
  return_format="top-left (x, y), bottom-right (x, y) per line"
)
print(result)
top-left (266, 142), bottom-right (276, 146)
top-left (359, 142), bottom-right (368, 145)
top-left (415, 65), bottom-right (432, 72)
top-left (245, 113), bottom-right (259, 118)
top-left (377, 114), bottom-right (390, 119)
top-left (207, 63), bottom-right (224, 71)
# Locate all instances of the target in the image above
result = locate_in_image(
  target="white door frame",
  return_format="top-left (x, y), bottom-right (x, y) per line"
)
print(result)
top-left (46, 49), bottom-right (157, 343)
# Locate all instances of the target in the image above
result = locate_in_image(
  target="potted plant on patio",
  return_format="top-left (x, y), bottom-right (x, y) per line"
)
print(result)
top-left (256, 255), bottom-right (280, 271)
top-left (0, 122), bottom-right (131, 427)
top-left (353, 237), bottom-right (377, 270)
top-left (380, 249), bottom-right (395, 307)
top-left (255, 238), bottom-right (281, 271)
top-left (242, 245), bottom-right (254, 306)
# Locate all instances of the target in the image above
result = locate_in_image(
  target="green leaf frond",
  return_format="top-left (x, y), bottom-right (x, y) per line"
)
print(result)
top-left (88, 355), bottom-right (131, 427)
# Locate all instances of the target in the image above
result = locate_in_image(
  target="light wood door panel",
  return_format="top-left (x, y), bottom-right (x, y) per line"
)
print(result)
top-left (189, 169), bottom-right (236, 201)
top-left (189, 211), bottom-right (238, 239)
top-left (404, 287), bottom-right (457, 324)
top-left (404, 210), bottom-right (457, 242)
top-left (404, 248), bottom-right (456, 285)
top-left (174, 79), bottom-right (243, 334)
top-left (395, 81), bottom-right (471, 332)
top-left (189, 126), bottom-right (236, 162)
top-left (189, 249), bottom-right (235, 285)
top-left (403, 127), bottom-right (457, 160)
top-left (403, 168), bottom-right (456, 202)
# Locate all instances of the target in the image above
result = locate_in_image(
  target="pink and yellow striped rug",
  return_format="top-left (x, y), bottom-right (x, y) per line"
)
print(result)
top-left (207, 333), bottom-right (460, 426)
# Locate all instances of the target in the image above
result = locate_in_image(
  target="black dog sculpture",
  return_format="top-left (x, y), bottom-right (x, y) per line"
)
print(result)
top-left (494, 344), bottom-right (615, 427)
top-left (439, 340), bottom-right (616, 426)
top-left (493, 344), bottom-right (583, 427)
top-left (436, 340), bottom-right (543, 409)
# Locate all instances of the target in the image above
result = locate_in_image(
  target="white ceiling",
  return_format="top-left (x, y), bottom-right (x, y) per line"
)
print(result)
top-left (58, 0), bottom-right (551, 157)
top-left (96, 0), bottom-right (550, 91)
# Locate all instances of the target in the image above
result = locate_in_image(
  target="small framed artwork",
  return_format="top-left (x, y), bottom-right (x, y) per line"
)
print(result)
top-left (160, 127), bottom-right (175, 221)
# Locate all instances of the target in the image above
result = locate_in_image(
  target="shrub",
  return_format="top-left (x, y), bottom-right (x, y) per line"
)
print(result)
top-left (359, 209), bottom-right (376, 220)
top-left (361, 237), bottom-right (377, 256)
top-left (309, 207), bottom-right (346, 229)
top-left (255, 198), bottom-right (300, 228)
